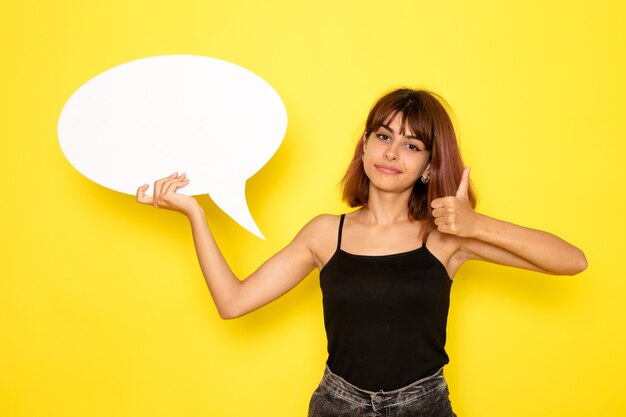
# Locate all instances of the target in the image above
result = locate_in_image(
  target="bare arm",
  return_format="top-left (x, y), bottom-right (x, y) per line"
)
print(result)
top-left (432, 168), bottom-right (587, 276)
top-left (444, 216), bottom-right (588, 276)
top-left (462, 214), bottom-right (586, 275)
top-left (186, 208), bottom-right (317, 318)
top-left (137, 173), bottom-right (318, 319)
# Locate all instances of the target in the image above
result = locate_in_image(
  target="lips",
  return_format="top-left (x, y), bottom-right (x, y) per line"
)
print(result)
top-left (375, 164), bottom-right (402, 175)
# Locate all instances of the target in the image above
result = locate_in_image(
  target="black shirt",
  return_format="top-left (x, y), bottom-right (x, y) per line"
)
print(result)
top-left (320, 214), bottom-right (452, 391)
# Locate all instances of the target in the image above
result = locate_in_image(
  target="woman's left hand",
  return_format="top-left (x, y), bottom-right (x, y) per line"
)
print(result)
top-left (431, 167), bottom-right (478, 238)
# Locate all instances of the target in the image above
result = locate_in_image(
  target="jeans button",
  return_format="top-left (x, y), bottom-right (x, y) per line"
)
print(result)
top-left (374, 395), bottom-right (382, 403)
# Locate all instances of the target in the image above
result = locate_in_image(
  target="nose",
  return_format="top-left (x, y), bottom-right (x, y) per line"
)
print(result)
top-left (384, 147), bottom-right (398, 161)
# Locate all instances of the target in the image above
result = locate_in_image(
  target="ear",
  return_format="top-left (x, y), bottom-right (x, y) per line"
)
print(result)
top-left (362, 132), bottom-right (368, 152)
top-left (422, 162), bottom-right (431, 178)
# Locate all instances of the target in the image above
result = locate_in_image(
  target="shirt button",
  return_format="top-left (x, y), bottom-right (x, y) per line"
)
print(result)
top-left (374, 395), bottom-right (382, 403)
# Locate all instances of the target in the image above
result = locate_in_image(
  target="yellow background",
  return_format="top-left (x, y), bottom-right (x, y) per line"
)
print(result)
top-left (1, 0), bottom-right (625, 416)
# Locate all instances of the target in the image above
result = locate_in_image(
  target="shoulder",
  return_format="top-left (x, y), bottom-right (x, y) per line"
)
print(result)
top-left (297, 213), bottom-right (341, 241)
top-left (293, 214), bottom-right (343, 270)
top-left (425, 228), bottom-right (462, 249)
top-left (425, 228), bottom-right (467, 277)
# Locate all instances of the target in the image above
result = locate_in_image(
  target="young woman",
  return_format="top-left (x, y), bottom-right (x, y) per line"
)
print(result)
top-left (136, 88), bottom-right (587, 417)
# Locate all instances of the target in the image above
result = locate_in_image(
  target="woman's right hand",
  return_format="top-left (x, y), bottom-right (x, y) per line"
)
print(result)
top-left (136, 172), bottom-right (323, 320)
top-left (136, 172), bottom-right (200, 217)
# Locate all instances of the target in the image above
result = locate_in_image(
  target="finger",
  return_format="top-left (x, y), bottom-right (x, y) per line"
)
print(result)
top-left (153, 180), bottom-right (161, 207)
top-left (163, 177), bottom-right (190, 196)
top-left (431, 198), bottom-right (445, 209)
top-left (434, 216), bottom-right (449, 226)
top-left (174, 173), bottom-right (189, 188)
top-left (156, 172), bottom-right (178, 187)
top-left (156, 178), bottom-right (184, 205)
top-left (136, 184), bottom-right (152, 204)
top-left (456, 166), bottom-right (471, 199)
top-left (153, 172), bottom-right (178, 207)
top-left (431, 207), bottom-right (451, 218)
top-left (153, 179), bottom-right (189, 209)
top-left (439, 222), bottom-right (459, 234)
top-left (431, 196), bottom-right (457, 209)
top-left (437, 224), bottom-right (450, 233)
top-left (162, 176), bottom-right (190, 196)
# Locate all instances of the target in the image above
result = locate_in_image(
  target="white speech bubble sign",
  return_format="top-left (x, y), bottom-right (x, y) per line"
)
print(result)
top-left (58, 55), bottom-right (288, 239)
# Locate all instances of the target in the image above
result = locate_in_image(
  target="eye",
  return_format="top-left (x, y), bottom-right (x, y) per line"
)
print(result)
top-left (406, 143), bottom-right (421, 152)
top-left (376, 134), bottom-right (390, 141)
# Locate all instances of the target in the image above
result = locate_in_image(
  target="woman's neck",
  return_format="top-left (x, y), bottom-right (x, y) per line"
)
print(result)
top-left (358, 187), bottom-right (413, 225)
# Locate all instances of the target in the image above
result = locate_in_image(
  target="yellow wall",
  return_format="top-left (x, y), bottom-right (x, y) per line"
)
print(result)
top-left (1, 1), bottom-right (624, 416)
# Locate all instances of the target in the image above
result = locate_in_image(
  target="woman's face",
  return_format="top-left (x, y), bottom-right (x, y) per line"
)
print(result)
top-left (362, 113), bottom-right (431, 195)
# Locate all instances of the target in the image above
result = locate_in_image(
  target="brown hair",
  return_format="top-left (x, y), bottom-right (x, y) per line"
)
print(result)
top-left (341, 88), bottom-right (477, 240)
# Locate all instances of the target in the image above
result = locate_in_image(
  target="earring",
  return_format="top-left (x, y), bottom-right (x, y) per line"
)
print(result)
top-left (421, 175), bottom-right (430, 184)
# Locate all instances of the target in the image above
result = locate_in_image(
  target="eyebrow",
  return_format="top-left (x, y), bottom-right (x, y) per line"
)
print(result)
top-left (380, 124), bottom-right (421, 141)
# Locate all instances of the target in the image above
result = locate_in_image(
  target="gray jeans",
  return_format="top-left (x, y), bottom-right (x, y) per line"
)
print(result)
top-left (308, 366), bottom-right (457, 417)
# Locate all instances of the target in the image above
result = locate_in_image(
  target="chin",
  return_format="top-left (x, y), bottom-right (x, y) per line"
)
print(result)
top-left (369, 180), bottom-right (416, 195)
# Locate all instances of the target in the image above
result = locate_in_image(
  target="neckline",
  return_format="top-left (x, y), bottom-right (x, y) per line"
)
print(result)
top-left (321, 245), bottom-right (452, 282)
top-left (337, 246), bottom-right (424, 259)
top-left (325, 213), bottom-right (452, 280)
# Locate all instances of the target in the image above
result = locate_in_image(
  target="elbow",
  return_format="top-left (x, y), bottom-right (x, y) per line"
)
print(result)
top-left (215, 283), bottom-right (245, 320)
top-left (217, 305), bottom-right (242, 320)
top-left (574, 253), bottom-right (588, 275)
top-left (564, 248), bottom-right (588, 276)
top-left (219, 312), bottom-right (239, 320)
top-left (217, 301), bottom-right (249, 320)
top-left (577, 250), bottom-right (588, 274)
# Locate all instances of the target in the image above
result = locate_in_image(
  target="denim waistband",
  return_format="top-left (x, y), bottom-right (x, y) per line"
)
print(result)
top-left (320, 365), bottom-right (447, 410)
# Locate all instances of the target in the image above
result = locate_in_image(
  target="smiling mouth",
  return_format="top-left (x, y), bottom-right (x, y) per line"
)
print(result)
top-left (375, 164), bottom-right (402, 175)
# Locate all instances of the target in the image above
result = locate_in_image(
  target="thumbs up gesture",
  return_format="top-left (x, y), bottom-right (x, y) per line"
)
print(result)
top-left (430, 167), bottom-right (477, 237)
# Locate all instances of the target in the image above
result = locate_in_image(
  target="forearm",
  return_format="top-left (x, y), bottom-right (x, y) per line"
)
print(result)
top-left (471, 213), bottom-right (587, 275)
top-left (187, 207), bottom-right (242, 319)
